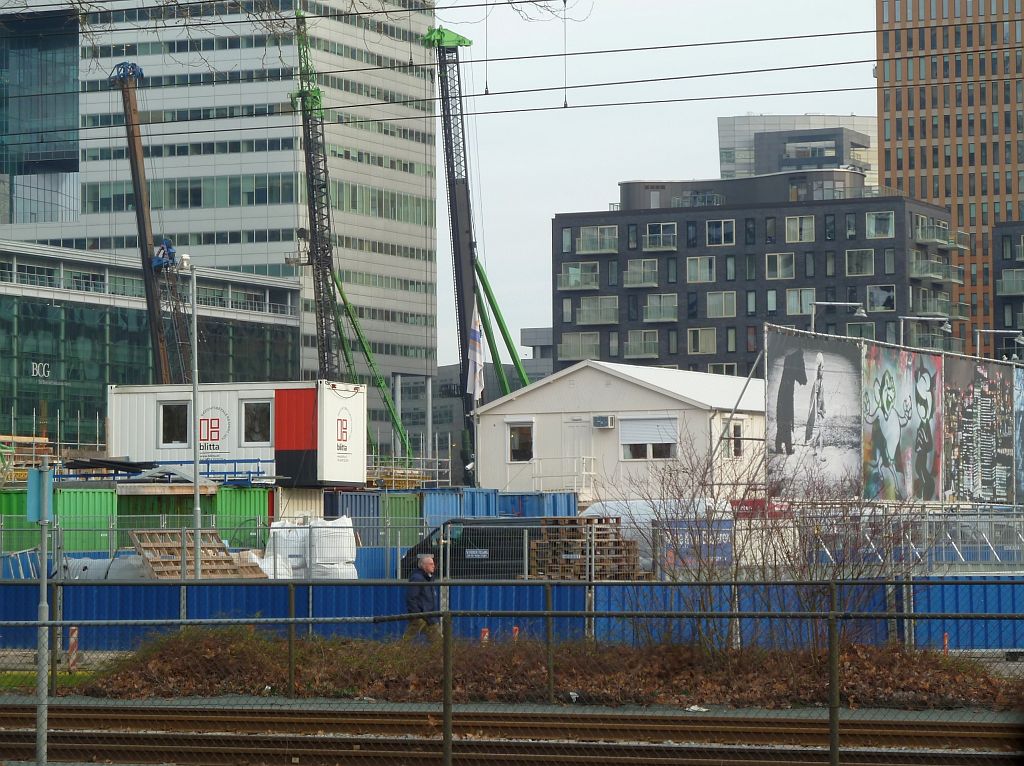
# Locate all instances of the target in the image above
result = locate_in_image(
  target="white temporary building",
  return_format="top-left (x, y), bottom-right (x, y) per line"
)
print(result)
top-left (474, 360), bottom-right (766, 503)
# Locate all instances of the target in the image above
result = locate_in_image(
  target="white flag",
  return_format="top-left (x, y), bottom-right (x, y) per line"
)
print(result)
top-left (467, 305), bottom-right (485, 403)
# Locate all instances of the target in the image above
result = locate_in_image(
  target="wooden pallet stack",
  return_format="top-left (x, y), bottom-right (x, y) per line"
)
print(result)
top-left (129, 529), bottom-right (266, 579)
top-left (529, 517), bottom-right (642, 580)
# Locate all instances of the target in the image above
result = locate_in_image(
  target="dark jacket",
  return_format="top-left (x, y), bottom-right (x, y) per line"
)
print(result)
top-left (406, 568), bottom-right (438, 624)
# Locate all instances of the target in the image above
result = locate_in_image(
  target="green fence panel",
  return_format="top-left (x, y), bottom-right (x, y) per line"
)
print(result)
top-left (215, 487), bottom-right (269, 548)
top-left (0, 490), bottom-right (36, 552)
top-left (380, 491), bottom-right (423, 547)
top-left (54, 488), bottom-right (117, 552)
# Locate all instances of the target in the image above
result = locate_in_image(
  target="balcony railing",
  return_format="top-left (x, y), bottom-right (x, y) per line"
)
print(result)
top-left (642, 233), bottom-right (677, 251)
top-left (576, 307), bottom-right (618, 325)
top-left (949, 301), bottom-right (969, 320)
top-left (575, 235), bottom-right (618, 254)
top-left (914, 224), bottom-right (952, 247)
top-left (996, 273), bottom-right (1024, 296)
top-left (623, 339), bottom-right (660, 358)
top-left (906, 330), bottom-right (965, 354)
top-left (643, 304), bottom-right (678, 322)
top-left (623, 269), bottom-right (658, 288)
top-left (556, 271), bottom-right (600, 290)
top-left (910, 257), bottom-right (963, 284)
top-left (557, 341), bottom-right (600, 361)
top-left (911, 294), bottom-right (951, 315)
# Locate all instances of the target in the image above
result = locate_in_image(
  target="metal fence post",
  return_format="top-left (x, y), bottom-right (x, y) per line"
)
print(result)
top-left (828, 580), bottom-right (840, 766)
top-left (288, 583), bottom-right (296, 698)
top-left (442, 608), bottom-right (453, 766)
top-left (545, 582), bottom-right (554, 705)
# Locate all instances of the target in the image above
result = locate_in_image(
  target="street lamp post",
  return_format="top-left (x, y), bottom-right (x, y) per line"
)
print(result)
top-left (973, 327), bottom-right (1024, 359)
top-left (898, 315), bottom-right (952, 348)
top-left (810, 301), bottom-right (867, 334)
top-left (180, 253), bottom-right (201, 579)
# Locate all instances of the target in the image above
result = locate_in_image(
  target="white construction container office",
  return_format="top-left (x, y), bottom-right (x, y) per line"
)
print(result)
top-left (107, 380), bottom-right (367, 487)
top-left (473, 360), bottom-right (766, 504)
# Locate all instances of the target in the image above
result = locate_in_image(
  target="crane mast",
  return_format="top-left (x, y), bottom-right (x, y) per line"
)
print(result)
top-left (292, 12), bottom-right (339, 380)
top-left (426, 27), bottom-right (479, 440)
top-left (109, 62), bottom-right (192, 385)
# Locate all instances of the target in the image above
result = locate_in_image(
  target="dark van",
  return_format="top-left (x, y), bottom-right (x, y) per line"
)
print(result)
top-left (400, 517), bottom-right (544, 579)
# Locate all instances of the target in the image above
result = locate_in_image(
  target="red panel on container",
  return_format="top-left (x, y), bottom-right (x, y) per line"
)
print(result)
top-left (275, 388), bottom-right (317, 451)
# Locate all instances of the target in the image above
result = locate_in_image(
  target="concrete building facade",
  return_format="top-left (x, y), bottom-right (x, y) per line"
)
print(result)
top-left (875, 0), bottom-right (1024, 354)
top-left (553, 169), bottom-right (968, 376)
top-left (0, 0), bottom-right (438, 449)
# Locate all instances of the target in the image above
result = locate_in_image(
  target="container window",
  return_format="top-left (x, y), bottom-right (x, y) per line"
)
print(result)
top-left (242, 400), bottom-right (272, 444)
top-left (160, 402), bottom-right (189, 446)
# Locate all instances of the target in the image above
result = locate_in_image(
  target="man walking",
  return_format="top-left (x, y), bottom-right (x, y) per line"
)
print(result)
top-left (404, 554), bottom-right (441, 641)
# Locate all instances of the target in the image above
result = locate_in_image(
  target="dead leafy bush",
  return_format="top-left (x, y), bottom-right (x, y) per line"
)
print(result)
top-left (73, 629), bottom-right (1024, 710)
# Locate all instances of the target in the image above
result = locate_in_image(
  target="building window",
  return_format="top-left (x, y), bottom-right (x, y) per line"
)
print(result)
top-left (725, 254), bottom-right (736, 281)
top-left (805, 251), bottom-right (815, 278)
top-left (687, 327), bottom-right (716, 354)
top-left (668, 329), bottom-right (678, 354)
top-left (644, 293), bottom-right (678, 322)
top-left (706, 219), bottom-right (735, 246)
top-left (667, 257), bottom-right (677, 283)
top-left (620, 417), bottom-right (678, 460)
top-left (686, 221), bottom-right (698, 247)
top-left (785, 215), bottom-right (815, 243)
top-left (707, 291), bottom-right (737, 318)
top-left (686, 255), bottom-right (715, 283)
top-left (726, 327), bottom-right (736, 353)
top-left (746, 326), bottom-right (758, 352)
top-left (766, 252), bottom-right (795, 279)
top-left (241, 400), bottom-right (272, 445)
top-left (644, 222), bottom-right (677, 250)
top-left (627, 223), bottom-right (637, 250)
top-left (608, 260), bottom-right (618, 286)
top-left (765, 217), bottom-right (776, 244)
top-left (745, 253), bottom-right (756, 280)
top-left (724, 420), bottom-right (744, 457)
top-left (867, 284), bottom-right (896, 312)
top-left (558, 331), bottom-right (600, 360)
top-left (865, 211), bottom-right (895, 238)
top-left (825, 251), bottom-right (835, 276)
top-left (884, 247), bottom-right (896, 274)
top-left (845, 213), bottom-right (857, 239)
top-left (845, 248), bottom-right (875, 276)
top-left (708, 362), bottom-right (738, 376)
top-left (626, 329), bottom-right (659, 358)
top-left (746, 290), bottom-right (756, 316)
top-left (766, 289), bottom-right (777, 315)
top-left (744, 217), bottom-right (756, 245)
top-left (824, 214), bottom-right (836, 241)
top-left (508, 423), bottom-right (534, 462)
top-left (562, 298), bottom-right (573, 323)
top-left (557, 261), bottom-right (599, 289)
top-left (578, 225), bottom-right (618, 253)
top-left (160, 402), bottom-right (189, 447)
top-left (786, 287), bottom-right (815, 315)
top-left (846, 322), bottom-right (876, 340)
top-left (561, 227), bottom-right (572, 253)
top-left (609, 331), bottom-right (619, 356)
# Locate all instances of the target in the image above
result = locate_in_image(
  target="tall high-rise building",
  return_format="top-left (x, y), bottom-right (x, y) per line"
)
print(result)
top-left (875, 0), bottom-right (1023, 354)
top-left (0, 0), bottom-right (438, 450)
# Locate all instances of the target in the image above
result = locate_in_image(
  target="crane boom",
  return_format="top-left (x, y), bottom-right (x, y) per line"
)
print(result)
top-left (109, 62), bottom-right (191, 385)
top-left (292, 12), bottom-right (339, 380)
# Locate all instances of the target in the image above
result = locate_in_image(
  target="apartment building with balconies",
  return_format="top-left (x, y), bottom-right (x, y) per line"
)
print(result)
top-left (993, 220), bottom-right (1024, 354)
top-left (552, 169), bottom-right (968, 376)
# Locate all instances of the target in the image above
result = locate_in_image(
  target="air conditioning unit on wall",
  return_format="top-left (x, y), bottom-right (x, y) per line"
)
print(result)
top-left (592, 414), bottom-right (615, 429)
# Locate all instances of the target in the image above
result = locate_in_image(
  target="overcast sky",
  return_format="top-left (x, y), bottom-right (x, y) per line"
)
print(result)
top-left (429, 0), bottom-right (878, 366)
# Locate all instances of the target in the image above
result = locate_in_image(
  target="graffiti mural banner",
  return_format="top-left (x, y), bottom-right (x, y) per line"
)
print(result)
top-left (1016, 368), bottom-right (1024, 501)
top-left (766, 329), bottom-right (862, 494)
top-left (862, 347), bottom-right (942, 501)
top-left (943, 357), bottom-right (1014, 503)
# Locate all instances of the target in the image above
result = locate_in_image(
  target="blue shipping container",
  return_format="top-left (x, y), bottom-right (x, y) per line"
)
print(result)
top-left (498, 492), bottom-right (578, 518)
top-left (325, 491), bottom-right (382, 546)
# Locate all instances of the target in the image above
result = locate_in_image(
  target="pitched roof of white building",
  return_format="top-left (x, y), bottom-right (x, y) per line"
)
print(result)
top-left (476, 359), bottom-right (765, 415)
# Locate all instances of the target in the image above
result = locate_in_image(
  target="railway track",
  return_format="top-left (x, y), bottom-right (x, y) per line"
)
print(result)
top-left (0, 705), bottom-right (1020, 765)
top-left (0, 728), bottom-right (1021, 766)
top-left (0, 705), bottom-right (1021, 751)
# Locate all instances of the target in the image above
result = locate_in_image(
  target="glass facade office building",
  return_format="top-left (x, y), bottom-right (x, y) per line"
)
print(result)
top-left (0, 9), bottom-right (80, 225)
top-left (0, 241), bottom-right (301, 447)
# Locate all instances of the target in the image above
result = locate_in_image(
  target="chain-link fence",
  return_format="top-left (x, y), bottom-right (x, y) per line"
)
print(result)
top-left (1, 578), bottom-right (1021, 765)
